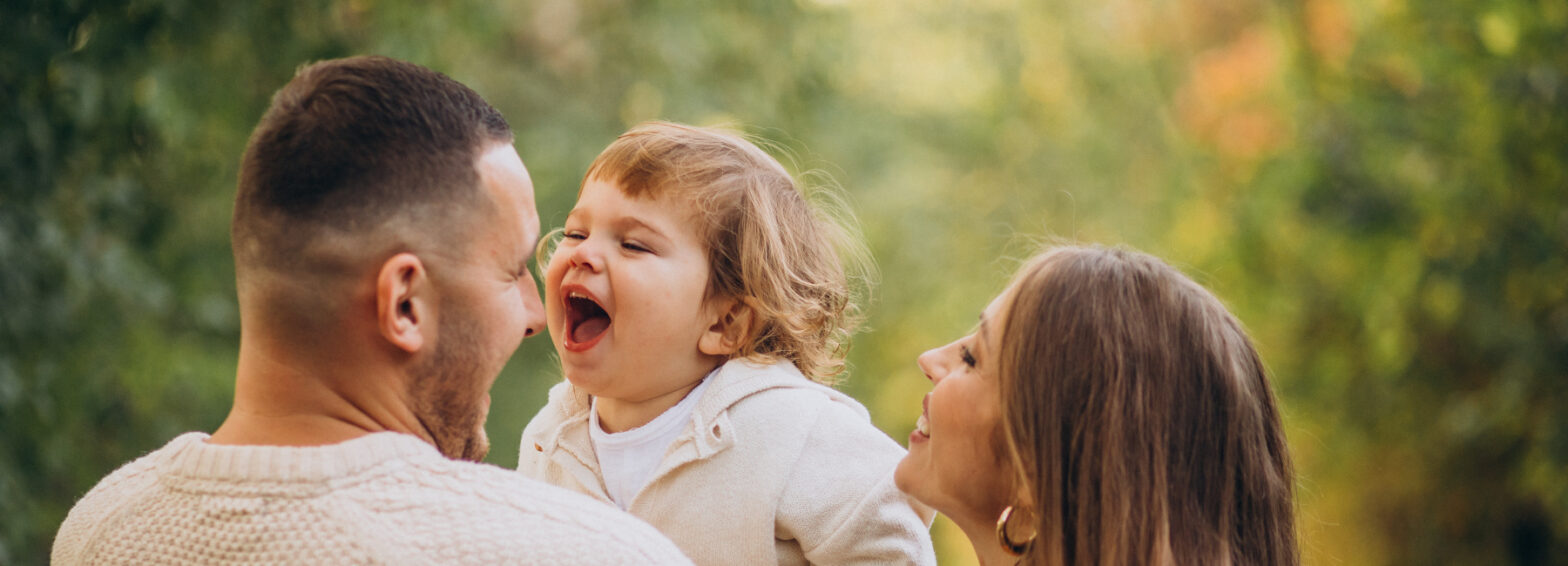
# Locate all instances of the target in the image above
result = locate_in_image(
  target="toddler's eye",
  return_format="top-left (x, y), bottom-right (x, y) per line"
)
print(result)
top-left (960, 346), bottom-right (977, 368)
top-left (563, 231), bottom-right (586, 241)
top-left (622, 241), bottom-right (651, 253)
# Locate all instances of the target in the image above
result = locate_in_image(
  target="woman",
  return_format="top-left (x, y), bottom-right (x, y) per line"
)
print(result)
top-left (895, 245), bottom-right (1297, 565)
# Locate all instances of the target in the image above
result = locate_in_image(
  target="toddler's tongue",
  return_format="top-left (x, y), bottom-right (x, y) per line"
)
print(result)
top-left (572, 316), bottom-right (610, 344)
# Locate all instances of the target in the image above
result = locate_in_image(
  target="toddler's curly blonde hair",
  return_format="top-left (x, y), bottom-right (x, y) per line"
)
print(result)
top-left (575, 121), bottom-right (869, 383)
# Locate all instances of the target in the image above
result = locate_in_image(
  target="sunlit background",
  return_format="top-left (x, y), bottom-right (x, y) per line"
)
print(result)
top-left (4, 0), bottom-right (1565, 564)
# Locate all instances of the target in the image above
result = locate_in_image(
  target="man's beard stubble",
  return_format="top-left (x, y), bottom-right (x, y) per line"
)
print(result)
top-left (409, 312), bottom-right (494, 462)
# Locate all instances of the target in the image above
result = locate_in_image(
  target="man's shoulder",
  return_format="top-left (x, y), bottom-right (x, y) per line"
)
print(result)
top-left (73, 436), bottom-right (182, 495)
top-left (55, 433), bottom-right (691, 565)
top-left (60, 433), bottom-right (204, 515)
top-left (53, 433), bottom-right (204, 564)
top-left (399, 454), bottom-right (607, 512)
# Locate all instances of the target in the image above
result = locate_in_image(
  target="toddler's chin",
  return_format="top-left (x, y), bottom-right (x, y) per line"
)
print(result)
top-left (560, 371), bottom-right (601, 394)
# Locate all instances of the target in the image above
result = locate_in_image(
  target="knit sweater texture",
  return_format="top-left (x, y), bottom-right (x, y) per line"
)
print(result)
top-left (53, 431), bottom-right (692, 565)
top-left (518, 359), bottom-right (937, 566)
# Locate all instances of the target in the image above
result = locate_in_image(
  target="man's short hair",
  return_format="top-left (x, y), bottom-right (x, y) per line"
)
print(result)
top-left (232, 55), bottom-right (512, 270)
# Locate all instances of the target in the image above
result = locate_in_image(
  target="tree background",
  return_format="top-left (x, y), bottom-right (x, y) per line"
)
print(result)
top-left (3, 0), bottom-right (1564, 564)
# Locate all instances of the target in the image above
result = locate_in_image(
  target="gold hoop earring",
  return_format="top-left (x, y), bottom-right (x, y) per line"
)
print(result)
top-left (996, 505), bottom-right (1035, 556)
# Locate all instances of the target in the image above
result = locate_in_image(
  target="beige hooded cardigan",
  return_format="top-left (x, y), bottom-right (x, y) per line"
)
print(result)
top-left (518, 359), bottom-right (936, 566)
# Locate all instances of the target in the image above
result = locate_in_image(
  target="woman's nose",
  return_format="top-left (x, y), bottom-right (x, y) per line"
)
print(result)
top-left (916, 346), bottom-right (944, 384)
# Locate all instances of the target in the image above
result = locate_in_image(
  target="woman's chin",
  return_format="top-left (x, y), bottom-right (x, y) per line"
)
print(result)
top-left (892, 457), bottom-right (926, 504)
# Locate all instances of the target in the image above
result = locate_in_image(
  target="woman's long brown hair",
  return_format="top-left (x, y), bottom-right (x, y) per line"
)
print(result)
top-left (999, 246), bottom-right (1297, 566)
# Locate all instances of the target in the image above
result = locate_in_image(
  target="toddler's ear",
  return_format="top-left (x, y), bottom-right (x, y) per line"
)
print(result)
top-left (698, 298), bottom-right (754, 356)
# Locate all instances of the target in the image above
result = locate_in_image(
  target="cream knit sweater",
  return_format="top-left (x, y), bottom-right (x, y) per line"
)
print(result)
top-left (53, 431), bottom-right (692, 565)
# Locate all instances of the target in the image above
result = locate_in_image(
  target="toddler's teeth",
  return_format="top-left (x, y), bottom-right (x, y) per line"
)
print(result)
top-left (916, 413), bottom-right (929, 436)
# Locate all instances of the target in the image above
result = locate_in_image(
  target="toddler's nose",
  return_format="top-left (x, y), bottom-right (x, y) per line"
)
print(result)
top-left (567, 240), bottom-right (604, 272)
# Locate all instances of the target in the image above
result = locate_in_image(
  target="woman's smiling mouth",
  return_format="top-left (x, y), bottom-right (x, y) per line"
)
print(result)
top-left (912, 393), bottom-right (931, 442)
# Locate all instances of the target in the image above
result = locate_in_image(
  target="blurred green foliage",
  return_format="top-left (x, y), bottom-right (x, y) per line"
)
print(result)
top-left (3, 0), bottom-right (1565, 564)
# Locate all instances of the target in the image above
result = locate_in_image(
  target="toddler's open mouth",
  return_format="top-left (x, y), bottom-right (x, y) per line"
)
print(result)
top-left (564, 291), bottom-right (612, 350)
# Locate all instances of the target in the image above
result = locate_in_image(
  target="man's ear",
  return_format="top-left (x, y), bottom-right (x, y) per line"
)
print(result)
top-left (376, 253), bottom-right (430, 354)
top-left (698, 297), bottom-right (754, 357)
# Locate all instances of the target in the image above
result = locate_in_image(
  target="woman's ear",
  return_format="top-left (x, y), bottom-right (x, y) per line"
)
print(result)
top-left (698, 297), bottom-right (754, 357)
top-left (377, 252), bottom-right (429, 354)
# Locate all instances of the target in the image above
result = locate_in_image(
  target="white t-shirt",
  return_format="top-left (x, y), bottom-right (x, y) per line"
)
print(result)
top-left (589, 375), bottom-right (713, 509)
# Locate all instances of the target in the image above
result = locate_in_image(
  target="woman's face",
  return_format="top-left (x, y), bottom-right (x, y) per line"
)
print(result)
top-left (894, 289), bottom-right (1017, 527)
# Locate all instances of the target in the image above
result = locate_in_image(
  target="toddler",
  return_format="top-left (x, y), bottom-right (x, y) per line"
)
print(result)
top-left (518, 122), bottom-right (935, 565)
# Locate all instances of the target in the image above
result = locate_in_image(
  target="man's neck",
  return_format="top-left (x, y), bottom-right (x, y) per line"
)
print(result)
top-left (209, 410), bottom-right (379, 448)
top-left (208, 337), bottom-right (434, 448)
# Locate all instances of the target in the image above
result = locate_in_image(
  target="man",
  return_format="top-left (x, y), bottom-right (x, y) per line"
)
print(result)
top-left (53, 56), bottom-right (690, 565)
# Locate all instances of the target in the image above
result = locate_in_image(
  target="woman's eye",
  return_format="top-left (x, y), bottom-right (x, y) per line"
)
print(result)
top-left (960, 346), bottom-right (977, 368)
top-left (563, 231), bottom-right (586, 241)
